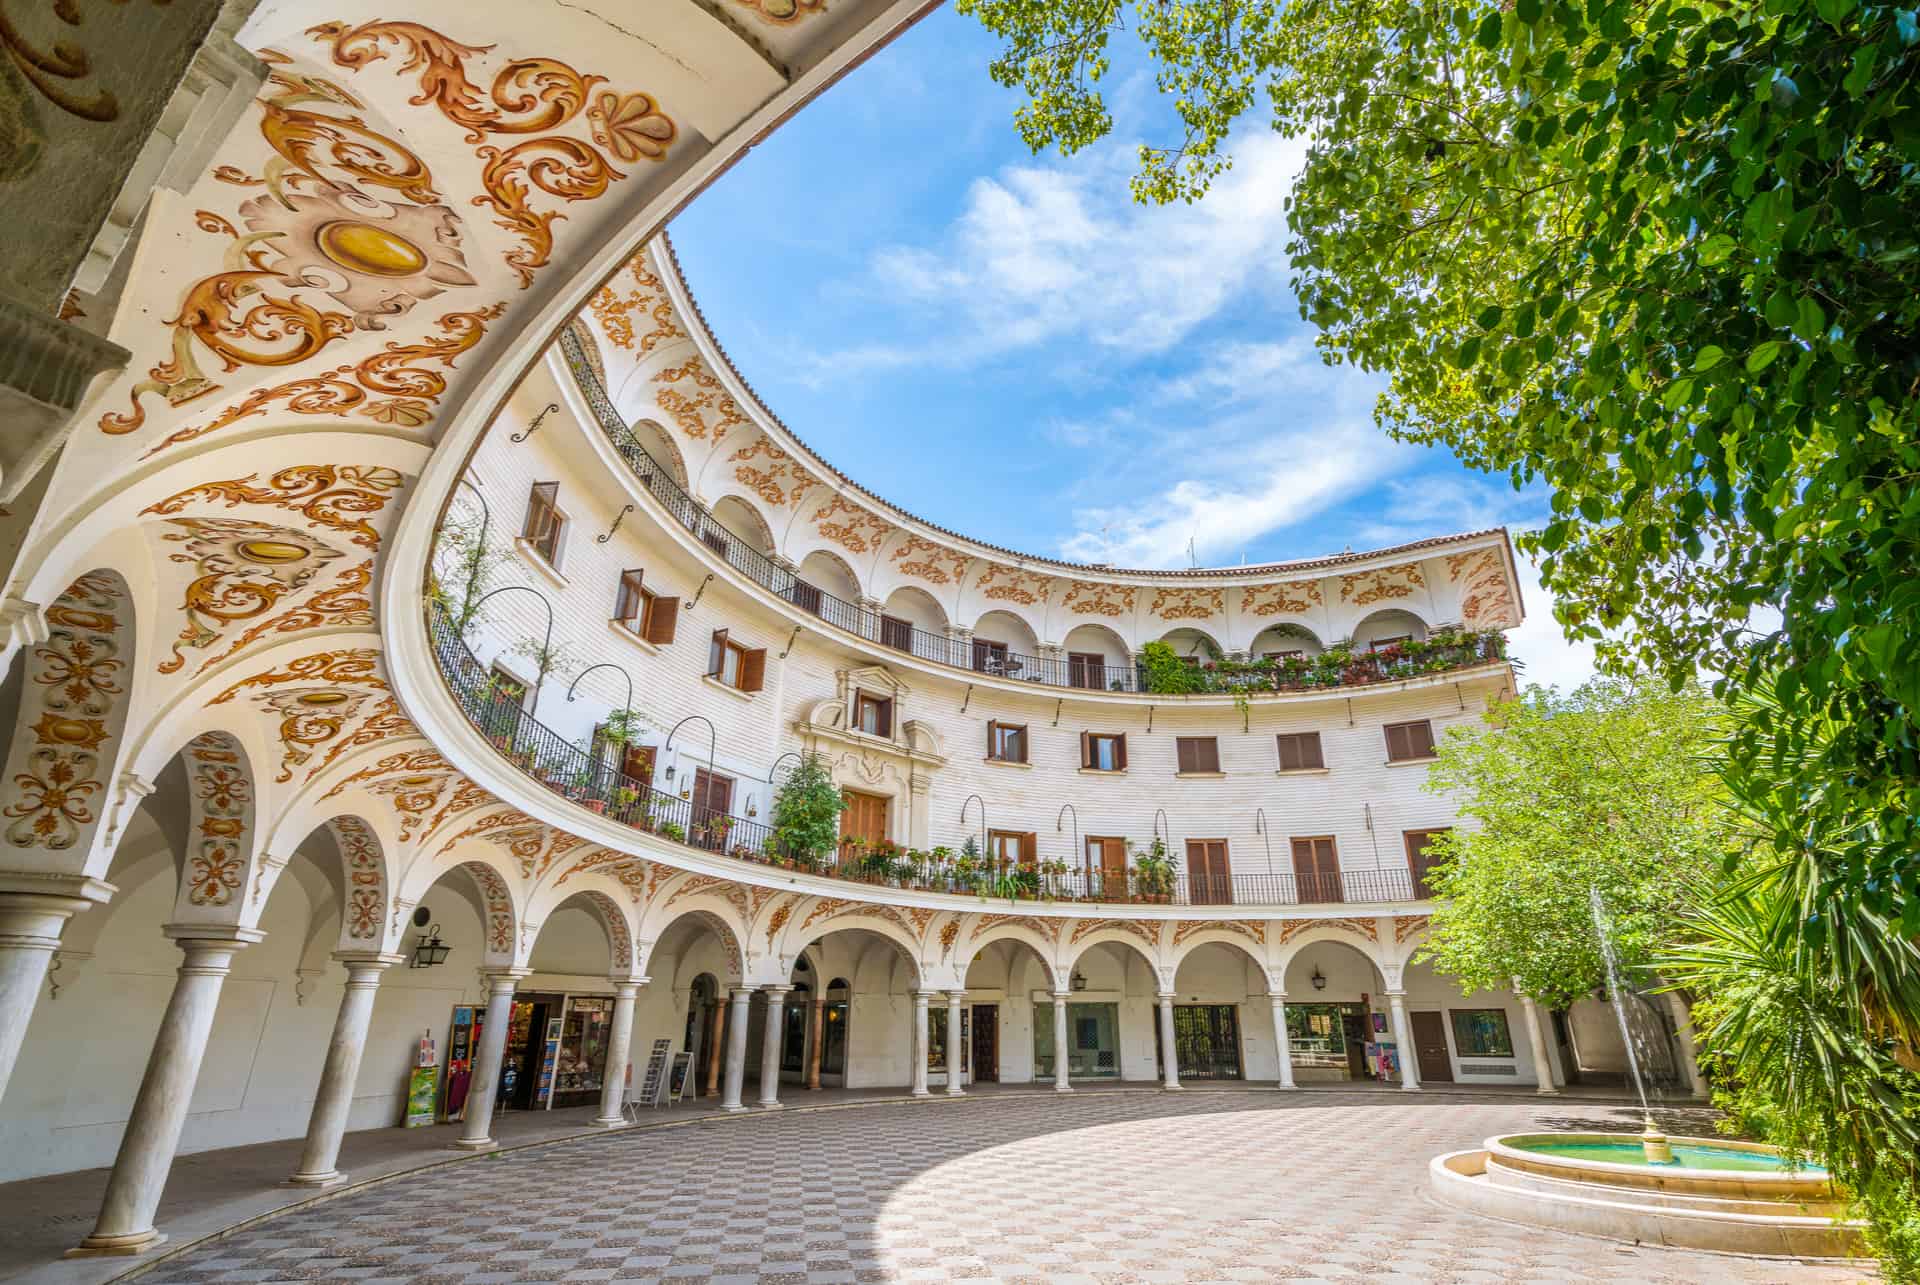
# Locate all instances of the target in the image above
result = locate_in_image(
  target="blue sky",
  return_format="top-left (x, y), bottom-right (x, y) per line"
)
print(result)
top-left (668, 8), bottom-right (1594, 690)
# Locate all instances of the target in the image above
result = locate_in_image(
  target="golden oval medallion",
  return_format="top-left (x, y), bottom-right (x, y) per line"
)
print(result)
top-left (316, 220), bottom-right (428, 277)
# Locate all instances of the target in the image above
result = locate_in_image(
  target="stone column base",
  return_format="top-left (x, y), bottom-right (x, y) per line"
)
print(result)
top-left (722, 1103), bottom-right (750, 1113)
top-left (592, 1115), bottom-right (628, 1128)
top-left (67, 1230), bottom-right (167, 1258)
top-left (1054, 1083), bottom-right (1073, 1093)
top-left (449, 1137), bottom-right (497, 1152)
top-left (283, 1170), bottom-right (347, 1188)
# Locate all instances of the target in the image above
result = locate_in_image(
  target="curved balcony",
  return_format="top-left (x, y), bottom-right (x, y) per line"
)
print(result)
top-left (556, 328), bottom-right (1509, 698)
top-left (427, 605), bottom-right (1425, 908)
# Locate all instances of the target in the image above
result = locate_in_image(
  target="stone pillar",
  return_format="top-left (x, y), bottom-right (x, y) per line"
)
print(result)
top-left (910, 990), bottom-right (931, 1096)
top-left (594, 980), bottom-right (644, 1126)
top-left (945, 991), bottom-right (966, 1096)
top-left (1386, 992), bottom-right (1420, 1091)
top-left (1665, 990), bottom-right (1710, 1099)
top-left (720, 986), bottom-right (754, 1112)
top-left (288, 954), bottom-right (400, 1186)
top-left (806, 996), bottom-right (825, 1089)
top-left (1051, 991), bottom-right (1072, 1092)
top-left (1519, 993), bottom-right (1559, 1096)
top-left (705, 1002), bottom-right (725, 1096)
top-left (454, 970), bottom-right (523, 1150)
top-left (1269, 994), bottom-right (1296, 1089)
top-left (1156, 994), bottom-right (1182, 1089)
top-left (758, 986), bottom-right (789, 1108)
top-left (0, 880), bottom-right (108, 1107)
top-left (70, 926), bottom-right (259, 1256)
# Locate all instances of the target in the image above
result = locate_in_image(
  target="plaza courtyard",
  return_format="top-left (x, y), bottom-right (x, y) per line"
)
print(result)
top-left (86, 1090), bottom-right (1864, 1284)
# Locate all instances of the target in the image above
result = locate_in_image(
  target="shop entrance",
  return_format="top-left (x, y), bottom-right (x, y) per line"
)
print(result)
top-left (502, 992), bottom-right (564, 1110)
top-left (1409, 1010), bottom-right (1456, 1083)
top-left (970, 1004), bottom-right (998, 1081)
top-left (1285, 1001), bottom-right (1377, 1081)
top-left (1162, 1004), bottom-right (1242, 1079)
top-left (551, 996), bottom-right (613, 1108)
top-left (1034, 1001), bottom-right (1119, 1080)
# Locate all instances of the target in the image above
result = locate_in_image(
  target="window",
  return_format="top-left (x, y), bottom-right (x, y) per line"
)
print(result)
top-left (1384, 719), bottom-right (1437, 762)
top-left (690, 768), bottom-right (734, 852)
top-left (854, 690), bottom-right (893, 738)
top-left (1290, 836), bottom-right (1341, 903)
top-left (1262, 649), bottom-right (1305, 662)
top-left (1275, 731), bottom-right (1325, 772)
top-left (972, 637), bottom-right (1009, 675)
top-left (880, 615), bottom-right (913, 652)
top-left (1080, 731), bottom-right (1127, 772)
top-left (1449, 1008), bottom-right (1515, 1057)
top-left (699, 524), bottom-right (730, 557)
top-left (1175, 736), bottom-right (1220, 774)
top-left (1067, 651), bottom-right (1107, 690)
top-left (988, 829), bottom-right (1037, 868)
top-left (789, 579), bottom-right (823, 616)
top-left (1369, 634), bottom-right (1414, 653)
top-left (522, 481), bottom-right (566, 568)
top-left (1186, 839), bottom-right (1232, 905)
top-left (706, 628), bottom-right (766, 692)
top-left (612, 569), bottom-right (679, 644)
top-left (987, 720), bottom-right (1028, 764)
top-left (1084, 836), bottom-right (1127, 897)
top-left (1404, 828), bottom-right (1452, 898)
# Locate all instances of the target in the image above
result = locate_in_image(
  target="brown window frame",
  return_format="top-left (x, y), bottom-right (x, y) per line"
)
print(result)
top-left (1290, 835), bottom-right (1342, 904)
top-left (1186, 839), bottom-right (1233, 905)
top-left (706, 628), bottom-right (767, 692)
top-left (1080, 731), bottom-right (1127, 772)
top-left (971, 637), bottom-right (1010, 675)
top-left (853, 689), bottom-right (893, 739)
top-left (1369, 634), bottom-right (1415, 653)
top-left (613, 567), bottom-right (679, 644)
top-left (879, 614), bottom-right (914, 652)
top-left (987, 829), bottom-right (1038, 868)
top-left (1384, 719), bottom-right (1438, 763)
top-left (1175, 736), bottom-right (1221, 774)
top-left (1275, 731), bottom-right (1326, 772)
top-left (986, 720), bottom-right (1028, 764)
top-left (1404, 827), bottom-right (1452, 899)
top-left (522, 481), bottom-right (566, 568)
top-left (1067, 651), bottom-right (1107, 690)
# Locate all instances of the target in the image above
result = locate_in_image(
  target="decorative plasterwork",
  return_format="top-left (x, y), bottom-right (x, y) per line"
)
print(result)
top-left (729, 437), bottom-right (817, 508)
top-left (328, 815), bottom-right (385, 940)
top-left (321, 746), bottom-right (444, 799)
top-left (436, 808), bottom-right (532, 855)
top-left (665, 872), bottom-right (751, 920)
top-left (975, 563), bottom-right (1052, 607)
top-left (1171, 918), bottom-right (1267, 948)
top-left (764, 897), bottom-right (795, 949)
top-left (1068, 917), bottom-right (1160, 950)
top-left (1062, 580), bottom-right (1135, 618)
top-left (811, 494), bottom-right (894, 555)
top-left (209, 648), bottom-right (389, 782)
top-left (972, 913), bottom-right (1060, 945)
top-left (580, 890), bottom-right (634, 973)
top-left (588, 252), bottom-right (683, 354)
top-left (1445, 548), bottom-right (1517, 629)
top-left (308, 694), bottom-right (416, 777)
top-left (142, 466), bottom-right (405, 550)
top-left (1394, 914), bottom-right (1431, 945)
top-left (653, 356), bottom-right (746, 441)
top-left (156, 519), bottom-right (345, 674)
top-left (425, 777), bottom-right (495, 835)
top-left (890, 535), bottom-right (970, 587)
top-left (732, 0), bottom-right (828, 24)
top-left (183, 733), bottom-right (251, 908)
top-left (485, 825), bottom-right (587, 880)
top-left (464, 860), bottom-right (515, 955)
top-left (1277, 916), bottom-right (1380, 946)
top-left (1148, 587), bottom-right (1224, 621)
top-left (1339, 564), bottom-right (1425, 607)
top-left (198, 559), bottom-right (375, 672)
top-left (1240, 579), bottom-right (1323, 617)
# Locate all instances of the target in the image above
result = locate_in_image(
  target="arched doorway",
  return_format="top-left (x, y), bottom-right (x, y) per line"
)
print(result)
top-left (1281, 939), bottom-right (1393, 1083)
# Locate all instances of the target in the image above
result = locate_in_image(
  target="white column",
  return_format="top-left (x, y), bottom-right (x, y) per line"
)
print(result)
top-left (1386, 992), bottom-right (1420, 1091)
top-left (1050, 991), bottom-right (1072, 1092)
top-left (1269, 993), bottom-right (1296, 1089)
top-left (0, 886), bottom-right (101, 1108)
top-left (1157, 993), bottom-right (1181, 1090)
top-left (288, 954), bottom-right (399, 1185)
top-left (758, 985), bottom-right (789, 1108)
top-left (454, 970), bottom-right (523, 1150)
top-left (70, 927), bottom-right (259, 1256)
top-left (594, 980), bottom-right (644, 1126)
top-left (1665, 990), bottom-right (1710, 1099)
top-left (1519, 993), bottom-right (1559, 1096)
top-left (720, 986), bottom-right (754, 1112)
top-left (910, 990), bottom-right (931, 1096)
top-left (945, 991), bottom-right (965, 1096)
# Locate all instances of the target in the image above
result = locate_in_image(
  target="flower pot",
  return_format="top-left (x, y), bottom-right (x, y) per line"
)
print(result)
top-left (584, 799), bottom-right (607, 815)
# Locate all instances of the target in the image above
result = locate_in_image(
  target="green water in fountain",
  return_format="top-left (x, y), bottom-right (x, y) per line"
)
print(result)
top-left (1514, 1140), bottom-right (1825, 1173)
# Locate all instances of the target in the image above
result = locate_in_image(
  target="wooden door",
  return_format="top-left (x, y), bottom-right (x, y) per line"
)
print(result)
top-left (839, 790), bottom-right (889, 860)
top-left (970, 1004), bottom-right (998, 1081)
top-left (1409, 1009), bottom-right (1455, 1083)
top-left (1186, 840), bottom-right (1232, 904)
top-left (1290, 837), bottom-right (1342, 903)
top-left (691, 768), bottom-right (732, 850)
top-left (1085, 837), bottom-right (1127, 900)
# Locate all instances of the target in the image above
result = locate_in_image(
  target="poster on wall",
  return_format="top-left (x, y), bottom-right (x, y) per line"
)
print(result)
top-left (536, 1015), bottom-right (562, 1107)
top-left (441, 1006), bottom-right (481, 1122)
top-left (405, 1063), bottom-right (439, 1127)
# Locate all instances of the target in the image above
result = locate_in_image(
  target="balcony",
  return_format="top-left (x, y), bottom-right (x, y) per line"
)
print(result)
top-left (556, 328), bottom-right (1504, 700)
top-left (428, 606), bottom-right (1427, 910)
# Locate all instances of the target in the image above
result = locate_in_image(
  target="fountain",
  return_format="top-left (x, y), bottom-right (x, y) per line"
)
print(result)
top-left (1425, 888), bottom-right (1866, 1260)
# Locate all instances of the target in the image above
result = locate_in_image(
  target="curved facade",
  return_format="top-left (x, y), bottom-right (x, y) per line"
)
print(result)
top-left (0, 0), bottom-right (1692, 1262)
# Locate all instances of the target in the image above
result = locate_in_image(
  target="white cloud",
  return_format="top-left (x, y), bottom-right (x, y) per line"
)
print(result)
top-left (1506, 543), bottom-right (1600, 694)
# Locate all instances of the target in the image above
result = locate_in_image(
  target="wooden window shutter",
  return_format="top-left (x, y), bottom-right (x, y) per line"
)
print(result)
top-left (523, 481), bottom-right (558, 538)
top-left (1020, 832), bottom-right (1038, 865)
top-left (1290, 837), bottom-right (1314, 875)
top-left (987, 720), bottom-right (999, 757)
top-left (707, 628), bottom-right (728, 678)
top-left (1176, 738), bottom-right (1196, 774)
top-left (1385, 722), bottom-right (1409, 761)
top-left (615, 568), bottom-right (644, 621)
top-left (740, 647), bottom-right (767, 693)
top-left (1115, 734), bottom-right (1128, 770)
top-left (1180, 737), bottom-right (1218, 773)
top-left (645, 596), bottom-right (678, 644)
top-left (1410, 720), bottom-right (1435, 758)
top-left (875, 695), bottom-right (892, 738)
top-left (1080, 731), bottom-right (1092, 769)
top-left (1300, 732), bottom-right (1324, 770)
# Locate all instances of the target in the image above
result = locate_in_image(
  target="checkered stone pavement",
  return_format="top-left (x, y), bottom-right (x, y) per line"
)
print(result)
top-left (138, 1092), bottom-right (1869, 1284)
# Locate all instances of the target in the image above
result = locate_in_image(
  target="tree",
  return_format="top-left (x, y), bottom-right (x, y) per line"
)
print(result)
top-left (1417, 677), bottom-right (1728, 1006)
top-left (960, 0), bottom-right (1920, 932)
top-left (769, 753), bottom-right (847, 867)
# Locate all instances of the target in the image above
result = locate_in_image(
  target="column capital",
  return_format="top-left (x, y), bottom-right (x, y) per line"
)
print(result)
top-left (1155, 991), bottom-right (1177, 1002)
top-left (911, 988), bottom-right (937, 1001)
top-left (762, 984), bottom-right (792, 1000)
top-left (609, 975), bottom-right (649, 994)
top-left (331, 950), bottom-right (405, 968)
top-left (1051, 989), bottom-right (1072, 1000)
top-left (481, 966), bottom-right (530, 990)
top-left (1268, 991), bottom-right (1289, 1002)
top-left (1382, 989), bottom-right (1409, 1000)
top-left (162, 923), bottom-right (265, 948)
top-left (728, 984), bottom-right (757, 1000)
top-left (0, 871), bottom-right (117, 906)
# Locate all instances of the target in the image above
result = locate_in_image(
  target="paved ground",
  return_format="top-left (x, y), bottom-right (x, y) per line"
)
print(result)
top-left (114, 1090), bottom-right (1865, 1285)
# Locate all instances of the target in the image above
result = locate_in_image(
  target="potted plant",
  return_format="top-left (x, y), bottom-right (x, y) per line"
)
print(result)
top-left (659, 819), bottom-right (686, 843)
top-left (1132, 836), bottom-right (1179, 903)
top-left (611, 785), bottom-right (639, 823)
top-left (768, 752), bottom-right (848, 871)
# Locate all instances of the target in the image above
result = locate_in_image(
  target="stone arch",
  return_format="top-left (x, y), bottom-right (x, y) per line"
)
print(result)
top-left (1171, 935), bottom-right (1274, 995)
top-left (462, 858), bottom-right (519, 967)
top-left (1155, 626), bottom-right (1221, 662)
top-left (972, 608), bottom-right (1040, 660)
top-left (167, 730), bottom-right (263, 927)
top-left (641, 905), bottom-right (745, 985)
top-left (529, 886), bottom-right (637, 979)
top-left (796, 547), bottom-right (863, 605)
top-left (778, 911), bottom-right (926, 991)
top-left (325, 815), bottom-right (390, 950)
top-left (960, 920), bottom-right (1061, 991)
top-left (0, 569), bottom-right (138, 875)
top-left (1276, 927), bottom-right (1388, 996)
top-left (1062, 924), bottom-right (1166, 989)
top-left (879, 584), bottom-right (947, 637)
top-left (1248, 621), bottom-right (1324, 659)
top-left (628, 416), bottom-right (689, 489)
top-left (708, 494), bottom-right (775, 559)
top-left (1060, 621), bottom-right (1131, 671)
top-left (1351, 608), bottom-right (1429, 650)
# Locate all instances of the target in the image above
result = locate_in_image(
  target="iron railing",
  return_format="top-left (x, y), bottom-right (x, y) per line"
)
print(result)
top-left (428, 606), bottom-right (1426, 907)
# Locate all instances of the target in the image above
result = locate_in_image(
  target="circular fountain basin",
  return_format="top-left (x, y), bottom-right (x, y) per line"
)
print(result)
top-left (1430, 1132), bottom-right (1866, 1260)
